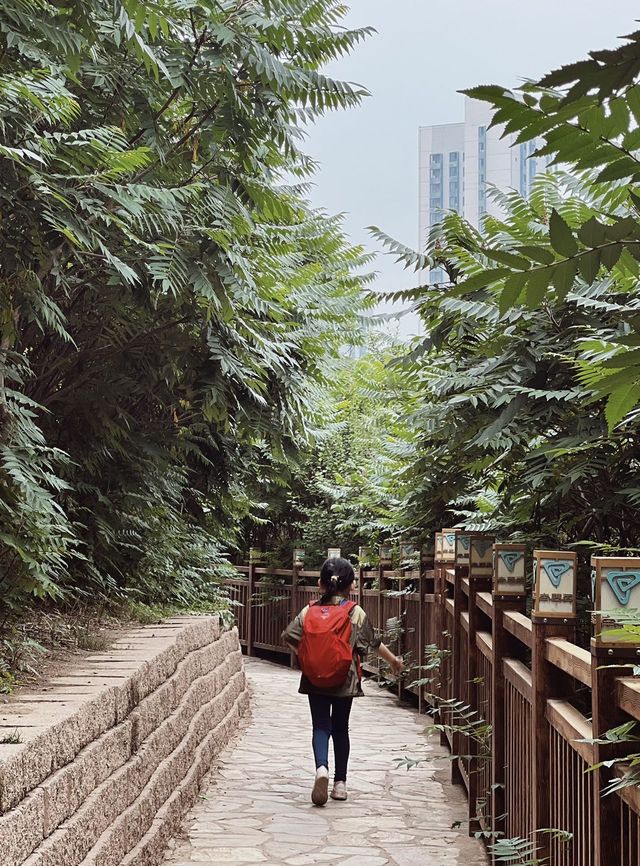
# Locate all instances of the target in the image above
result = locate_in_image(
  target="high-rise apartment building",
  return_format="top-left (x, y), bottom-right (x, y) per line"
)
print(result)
top-left (419, 97), bottom-right (544, 261)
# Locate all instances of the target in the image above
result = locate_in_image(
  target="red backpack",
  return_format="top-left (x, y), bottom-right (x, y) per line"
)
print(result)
top-left (298, 599), bottom-right (357, 689)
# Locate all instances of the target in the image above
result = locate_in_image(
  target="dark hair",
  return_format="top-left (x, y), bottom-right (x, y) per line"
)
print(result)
top-left (318, 557), bottom-right (355, 603)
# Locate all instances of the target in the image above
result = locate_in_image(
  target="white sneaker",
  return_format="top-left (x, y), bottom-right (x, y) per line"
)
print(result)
top-left (311, 766), bottom-right (329, 806)
top-left (330, 781), bottom-right (348, 801)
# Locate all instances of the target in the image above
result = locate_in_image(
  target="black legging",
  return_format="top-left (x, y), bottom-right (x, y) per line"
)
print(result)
top-left (308, 694), bottom-right (354, 782)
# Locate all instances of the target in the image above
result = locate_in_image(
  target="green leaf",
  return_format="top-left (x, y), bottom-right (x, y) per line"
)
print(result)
top-left (525, 268), bottom-right (551, 308)
top-left (601, 349), bottom-right (640, 369)
top-left (552, 258), bottom-right (579, 301)
top-left (514, 245), bottom-right (555, 265)
top-left (549, 209), bottom-right (579, 257)
top-left (605, 216), bottom-right (640, 242)
top-left (451, 268), bottom-right (513, 295)
top-left (601, 243), bottom-right (623, 271)
top-left (596, 158), bottom-right (640, 183)
top-left (482, 248), bottom-right (531, 270)
top-left (578, 250), bottom-right (601, 284)
top-left (606, 382), bottom-right (640, 432)
top-left (499, 273), bottom-right (527, 315)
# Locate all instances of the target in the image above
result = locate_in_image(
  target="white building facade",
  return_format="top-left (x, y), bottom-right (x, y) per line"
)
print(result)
top-left (419, 97), bottom-right (544, 255)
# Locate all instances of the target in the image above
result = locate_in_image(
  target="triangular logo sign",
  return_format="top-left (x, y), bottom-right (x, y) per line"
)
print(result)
top-left (458, 536), bottom-right (470, 551)
top-left (445, 533), bottom-right (456, 546)
top-left (499, 552), bottom-right (523, 573)
top-left (606, 571), bottom-right (640, 606)
top-left (541, 560), bottom-right (572, 589)
top-left (474, 540), bottom-right (492, 560)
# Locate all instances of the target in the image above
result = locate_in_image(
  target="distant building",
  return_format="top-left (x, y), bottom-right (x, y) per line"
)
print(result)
top-left (418, 97), bottom-right (545, 280)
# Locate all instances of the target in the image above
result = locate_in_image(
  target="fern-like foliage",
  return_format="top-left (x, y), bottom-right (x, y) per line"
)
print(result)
top-left (0, 0), bottom-right (373, 606)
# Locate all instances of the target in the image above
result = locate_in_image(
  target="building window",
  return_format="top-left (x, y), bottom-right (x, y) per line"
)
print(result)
top-left (520, 143), bottom-right (528, 196)
top-left (478, 126), bottom-right (487, 216)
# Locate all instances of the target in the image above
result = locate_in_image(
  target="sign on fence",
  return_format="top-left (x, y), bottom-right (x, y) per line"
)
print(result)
top-left (493, 543), bottom-right (527, 595)
top-left (442, 529), bottom-right (457, 562)
top-left (379, 545), bottom-right (393, 567)
top-left (533, 550), bottom-right (577, 618)
top-left (455, 533), bottom-right (471, 566)
top-left (592, 556), bottom-right (640, 645)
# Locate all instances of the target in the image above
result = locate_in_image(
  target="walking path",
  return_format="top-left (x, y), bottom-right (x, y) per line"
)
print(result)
top-left (163, 658), bottom-right (487, 866)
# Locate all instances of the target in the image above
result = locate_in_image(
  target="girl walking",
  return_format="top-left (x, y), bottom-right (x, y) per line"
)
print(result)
top-left (283, 556), bottom-right (404, 806)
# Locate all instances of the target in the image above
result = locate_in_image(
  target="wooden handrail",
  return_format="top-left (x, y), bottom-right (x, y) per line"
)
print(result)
top-left (504, 657), bottom-right (533, 703)
top-left (546, 699), bottom-right (594, 764)
top-left (476, 591), bottom-right (493, 619)
top-left (544, 638), bottom-right (591, 687)
top-left (616, 677), bottom-right (640, 721)
top-left (476, 630), bottom-right (493, 660)
top-left (503, 610), bottom-right (533, 648)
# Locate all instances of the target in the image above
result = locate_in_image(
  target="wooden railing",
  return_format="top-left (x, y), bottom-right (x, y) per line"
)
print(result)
top-left (225, 541), bottom-right (640, 866)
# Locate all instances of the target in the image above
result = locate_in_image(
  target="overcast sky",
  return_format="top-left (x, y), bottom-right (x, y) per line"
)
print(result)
top-left (302, 0), bottom-right (639, 335)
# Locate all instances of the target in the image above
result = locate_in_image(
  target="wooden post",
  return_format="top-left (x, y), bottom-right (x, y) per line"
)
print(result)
top-left (491, 543), bottom-right (527, 842)
top-left (465, 533), bottom-right (494, 833)
top-left (378, 546), bottom-right (391, 680)
top-left (451, 533), bottom-right (470, 786)
top-left (433, 531), bottom-right (446, 709)
top-left (247, 559), bottom-right (255, 657)
top-left (530, 550), bottom-right (577, 861)
top-left (290, 556), bottom-right (300, 669)
top-left (590, 556), bottom-right (640, 866)
top-left (417, 570), bottom-right (425, 714)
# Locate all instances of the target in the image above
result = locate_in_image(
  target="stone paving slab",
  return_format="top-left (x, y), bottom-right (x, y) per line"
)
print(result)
top-left (163, 659), bottom-right (487, 866)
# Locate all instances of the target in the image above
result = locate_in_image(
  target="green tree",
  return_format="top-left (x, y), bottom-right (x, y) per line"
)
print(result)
top-left (242, 336), bottom-right (418, 567)
top-left (0, 0), bottom-right (372, 608)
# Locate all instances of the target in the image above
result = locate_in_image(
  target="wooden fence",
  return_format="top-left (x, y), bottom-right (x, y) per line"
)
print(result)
top-left (225, 538), bottom-right (640, 866)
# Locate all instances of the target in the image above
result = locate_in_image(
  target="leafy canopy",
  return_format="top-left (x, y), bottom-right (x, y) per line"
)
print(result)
top-left (0, 0), bottom-right (373, 607)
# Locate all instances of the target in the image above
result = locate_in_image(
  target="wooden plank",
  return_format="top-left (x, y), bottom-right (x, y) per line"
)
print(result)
top-left (425, 593), bottom-right (435, 603)
top-left (503, 610), bottom-right (533, 649)
top-left (299, 569), bottom-right (321, 579)
top-left (445, 597), bottom-right (455, 617)
top-left (476, 630), bottom-right (493, 661)
top-left (247, 561), bottom-right (255, 656)
top-left (254, 567), bottom-right (295, 577)
top-left (503, 658), bottom-right (532, 703)
top-left (460, 611), bottom-right (470, 632)
top-left (235, 565), bottom-right (250, 574)
top-left (544, 638), bottom-right (592, 687)
top-left (476, 591), bottom-right (494, 619)
top-left (457, 756), bottom-right (470, 791)
top-left (461, 578), bottom-right (470, 596)
top-left (253, 642), bottom-right (289, 654)
top-left (546, 699), bottom-right (594, 764)
top-left (616, 677), bottom-right (640, 721)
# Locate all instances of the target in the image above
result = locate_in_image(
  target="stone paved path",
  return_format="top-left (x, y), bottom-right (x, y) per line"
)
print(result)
top-left (164, 658), bottom-right (487, 866)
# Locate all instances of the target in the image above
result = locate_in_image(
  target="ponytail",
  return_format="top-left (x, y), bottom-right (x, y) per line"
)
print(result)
top-left (318, 557), bottom-right (355, 604)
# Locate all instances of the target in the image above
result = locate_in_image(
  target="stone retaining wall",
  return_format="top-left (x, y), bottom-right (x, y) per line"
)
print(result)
top-left (0, 616), bottom-right (249, 866)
